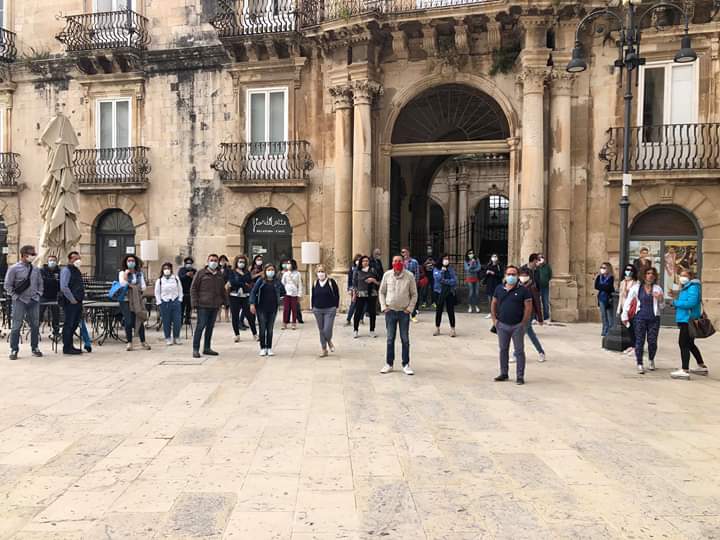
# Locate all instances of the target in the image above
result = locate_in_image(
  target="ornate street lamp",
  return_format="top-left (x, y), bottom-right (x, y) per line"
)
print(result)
top-left (567, 0), bottom-right (696, 351)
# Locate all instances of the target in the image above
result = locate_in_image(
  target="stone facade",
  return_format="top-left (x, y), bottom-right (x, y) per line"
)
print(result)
top-left (1, 0), bottom-right (719, 321)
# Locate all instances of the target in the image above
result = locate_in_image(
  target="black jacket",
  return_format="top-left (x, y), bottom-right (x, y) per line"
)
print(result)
top-left (40, 265), bottom-right (60, 300)
top-left (228, 269), bottom-right (253, 294)
top-left (311, 279), bottom-right (340, 309)
top-left (178, 266), bottom-right (197, 294)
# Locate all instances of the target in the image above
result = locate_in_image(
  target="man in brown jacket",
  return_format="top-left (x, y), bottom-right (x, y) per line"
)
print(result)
top-left (190, 254), bottom-right (226, 358)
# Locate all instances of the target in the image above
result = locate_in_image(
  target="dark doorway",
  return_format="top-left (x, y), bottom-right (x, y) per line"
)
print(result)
top-left (0, 216), bottom-right (7, 281)
top-left (95, 210), bottom-right (135, 281)
top-left (390, 162), bottom-right (403, 259)
top-left (245, 207), bottom-right (293, 267)
top-left (474, 195), bottom-right (509, 266)
top-left (428, 201), bottom-right (445, 256)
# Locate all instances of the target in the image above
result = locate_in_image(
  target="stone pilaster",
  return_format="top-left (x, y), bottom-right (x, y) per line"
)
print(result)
top-left (329, 84), bottom-right (353, 274)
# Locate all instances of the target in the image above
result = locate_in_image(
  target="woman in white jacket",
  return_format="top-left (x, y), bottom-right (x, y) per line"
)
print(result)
top-left (281, 259), bottom-right (303, 330)
top-left (621, 267), bottom-right (664, 374)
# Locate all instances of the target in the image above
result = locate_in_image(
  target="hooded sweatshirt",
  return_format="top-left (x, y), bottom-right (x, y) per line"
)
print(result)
top-left (673, 279), bottom-right (702, 324)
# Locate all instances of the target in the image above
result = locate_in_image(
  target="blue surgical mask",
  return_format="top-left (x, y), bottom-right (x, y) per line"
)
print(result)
top-left (48, 261), bottom-right (57, 269)
top-left (127, 261), bottom-right (136, 269)
top-left (625, 270), bottom-right (632, 277)
top-left (506, 275), bottom-right (518, 285)
top-left (208, 261), bottom-right (218, 270)
top-left (266, 270), bottom-right (276, 279)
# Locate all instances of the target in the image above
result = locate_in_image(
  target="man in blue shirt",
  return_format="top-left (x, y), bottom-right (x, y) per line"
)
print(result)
top-left (401, 247), bottom-right (420, 322)
top-left (491, 265), bottom-right (533, 385)
top-left (59, 251), bottom-right (85, 355)
top-left (4, 245), bottom-right (44, 360)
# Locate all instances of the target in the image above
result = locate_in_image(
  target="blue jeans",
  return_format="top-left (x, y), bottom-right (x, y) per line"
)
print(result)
top-left (193, 308), bottom-right (218, 352)
top-left (119, 301), bottom-right (146, 343)
top-left (160, 299), bottom-right (182, 340)
top-left (80, 320), bottom-right (91, 348)
top-left (467, 281), bottom-right (480, 306)
top-left (10, 300), bottom-right (40, 352)
top-left (523, 316), bottom-right (544, 355)
top-left (385, 310), bottom-right (410, 366)
top-left (599, 300), bottom-right (614, 336)
top-left (540, 286), bottom-right (550, 320)
top-left (257, 309), bottom-right (277, 350)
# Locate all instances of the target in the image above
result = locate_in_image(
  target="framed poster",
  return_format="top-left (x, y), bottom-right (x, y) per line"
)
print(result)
top-left (663, 241), bottom-right (698, 296)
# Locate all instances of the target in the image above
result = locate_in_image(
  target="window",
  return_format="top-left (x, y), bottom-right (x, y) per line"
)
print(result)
top-left (639, 62), bottom-right (697, 142)
top-left (247, 88), bottom-right (287, 155)
top-left (94, 0), bottom-right (133, 11)
top-left (0, 0), bottom-right (5, 28)
top-left (97, 98), bottom-right (130, 150)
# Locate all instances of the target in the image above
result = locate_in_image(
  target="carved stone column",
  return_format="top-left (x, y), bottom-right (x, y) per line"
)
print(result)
top-left (330, 85), bottom-right (354, 274)
top-left (457, 164), bottom-right (470, 255)
top-left (351, 80), bottom-right (382, 257)
top-left (518, 67), bottom-right (548, 263)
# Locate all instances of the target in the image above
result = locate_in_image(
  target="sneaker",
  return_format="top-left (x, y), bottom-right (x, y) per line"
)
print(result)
top-left (648, 360), bottom-right (656, 371)
top-left (319, 349), bottom-right (328, 358)
top-left (494, 374), bottom-right (509, 382)
top-left (267, 349), bottom-right (275, 356)
top-left (328, 341), bottom-right (335, 352)
top-left (538, 353), bottom-right (546, 363)
top-left (690, 365), bottom-right (709, 375)
top-left (402, 365), bottom-right (414, 376)
top-left (166, 338), bottom-right (173, 346)
top-left (259, 349), bottom-right (267, 357)
top-left (380, 364), bottom-right (393, 374)
top-left (467, 306), bottom-right (472, 313)
top-left (450, 328), bottom-right (456, 338)
top-left (126, 342), bottom-right (134, 352)
top-left (282, 324), bottom-right (287, 330)
top-left (174, 338), bottom-right (183, 346)
top-left (516, 378), bottom-right (525, 385)
top-left (510, 356), bottom-right (517, 364)
top-left (253, 334), bottom-right (259, 342)
top-left (369, 331), bottom-right (377, 338)
top-left (637, 364), bottom-right (645, 374)
top-left (84, 344), bottom-right (92, 353)
top-left (291, 324), bottom-right (297, 330)
top-left (433, 328), bottom-right (440, 336)
top-left (623, 347), bottom-right (634, 355)
top-left (9, 350), bottom-right (18, 360)
top-left (234, 335), bottom-right (240, 343)
top-left (411, 316), bottom-right (418, 323)
top-left (353, 330), bottom-right (359, 339)
top-left (32, 349), bottom-right (43, 358)
top-left (670, 369), bottom-right (690, 380)
top-left (485, 313), bottom-right (492, 319)
top-left (141, 342), bottom-right (151, 351)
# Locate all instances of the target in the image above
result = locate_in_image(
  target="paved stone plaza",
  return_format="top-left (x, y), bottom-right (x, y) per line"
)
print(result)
top-left (1, 314), bottom-right (719, 539)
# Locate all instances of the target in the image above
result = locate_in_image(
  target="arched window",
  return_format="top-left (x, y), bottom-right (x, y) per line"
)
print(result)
top-left (474, 195), bottom-right (509, 265)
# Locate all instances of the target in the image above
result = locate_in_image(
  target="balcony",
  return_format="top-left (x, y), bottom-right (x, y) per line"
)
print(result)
top-left (74, 147), bottom-right (151, 193)
top-left (211, 0), bottom-right (298, 37)
top-left (56, 10), bottom-right (150, 74)
top-left (0, 28), bottom-right (17, 64)
top-left (0, 153), bottom-right (21, 194)
top-left (600, 123), bottom-right (720, 181)
top-left (212, 141), bottom-right (313, 189)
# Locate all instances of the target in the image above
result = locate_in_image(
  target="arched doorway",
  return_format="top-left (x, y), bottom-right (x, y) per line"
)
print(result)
top-left (95, 209), bottom-right (135, 280)
top-left (629, 205), bottom-right (701, 297)
top-left (0, 216), bottom-right (7, 280)
top-left (244, 207), bottom-right (292, 267)
top-left (474, 195), bottom-right (509, 266)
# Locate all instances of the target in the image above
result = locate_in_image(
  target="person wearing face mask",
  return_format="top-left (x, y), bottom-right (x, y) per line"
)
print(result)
top-left (39, 255), bottom-right (61, 339)
top-left (400, 248), bottom-right (421, 322)
top-left (432, 255), bottom-right (458, 337)
top-left (622, 267), bottom-right (664, 374)
top-left (491, 265), bottom-right (532, 385)
top-left (217, 255), bottom-right (231, 322)
top-left (464, 250), bottom-right (481, 314)
top-left (58, 251), bottom-right (84, 356)
top-left (668, 268), bottom-right (709, 380)
top-left (155, 262), bottom-right (183, 346)
top-left (118, 255), bottom-right (150, 352)
top-left (311, 264), bottom-right (340, 357)
top-left (5, 245), bottom-right (44, 360)
top-left (594, 262), bottom-right (615, 337)
top-left (515, 268), bottom-right (545, 363)
top-left (228, 255), bottom-right (257, 342)
top-left (535, 254), bottom-right (552, 321)
top-left (483, 254), bottom-right (503, 319)
top-left (379, 255), bottom-right (418, 375)
top-left (346, 254), bottom-right (363, 326)
top-left (280, 259), bottom-right (303, 330)
top-left (617, 264), bottom-right (639, 356)
top-left (250, 255), bottom-right (265, 282)
top-left (352, 255), bottom-right (380, 338)
top-left (190, 254), bottom-right (227, 358)
top-left (250, 264), bottom-right (286, 357)
top-left (178, 257), bottom-right (196, 325)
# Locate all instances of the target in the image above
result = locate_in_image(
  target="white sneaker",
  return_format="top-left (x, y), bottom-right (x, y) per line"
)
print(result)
top-left (468, 306), bottom-right (472, 313)
top-left (267, 349), bottom-right (275, 356)
top-left (328, 341), bottom-right (335, 352)
top-left (258, 349), bottom-right (267, 357)
top-left (538, 353), bottom-right (546, 363)
top-left (165, 338), bottom-right (173, 346)
top-left (690, 366), bottom-right (709, 375)
top-left (353, 330), bottom-right (359, 339)
top-left (671, 369), bottom-right (690, 380)
top-left (254, 334), bottom-right (259, 341)
top-left (174, 338), bottom-right (183, 345)
top-left (648, 360), bottom-right (656, 371)
top-left (380, 364), bottom-right (393, 374)
top-left (637, 364), bottom-right (645, 374)
top-left (485, 313), bottom-right (492, 319)
top-left (510, 356), bottom-right (517, 364)
top-left (402, 365), bottom-right (414, 376)
top-left (623, 347), bottom-right (634, 355)
top-left (234, 335), bottom-right (240, 343)
top-left (369, 331), bottom-right (377, 338)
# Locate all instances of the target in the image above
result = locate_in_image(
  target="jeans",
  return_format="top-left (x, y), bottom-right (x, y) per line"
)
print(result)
top-left (634, 316), bottom-right (660, 366)
top-left (497, 320), bottom-right (526, 379)
top-left (182, 293), bottom-right (192, 324)
top-left (467, 281), bottom-right (480, 307)
top-left (283, 296), bottom-right (299, 324)
top-left (599, 300), bottom-right (614, 336)
top-left (346, 297), bottom-right (356, 322)
top-left (420, 285), bottom-right (433, 306)
top-left (80, 320), bottom-right (91, 348)
top-left (160, 299), bottom-right (182, 340)
top-left (40, 302), bottom-right (60, 334)
top-left (10, 300), bottom-right (40, 352)
top-left (61, 301), bottom-right (82, 352)
top-left (385, 310), bottom-right (410, 366)
top-left (119, 301), bottom-right (146, 343)
top-left (435, 292), bottom-right (456, 328)
top-left (524, 316), bottom-right (544, 355)
top-left (540, 286), bottom-right (551, 320)
top-left (678, 322), bottom-right (705, 370)
top-left (313, 307), bottom-right (336, 350)
top-left (193, 308), bottom-right (218, 352)
top-left (354, 296), bottom-right (377, 332)
top-left (257, 309), bottom-right (277, 350)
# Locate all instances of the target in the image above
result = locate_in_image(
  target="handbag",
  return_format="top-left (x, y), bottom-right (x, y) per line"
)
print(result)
top-left (627, 296), bottom-right (638, 321)
top-left (689, 303), bottom-right (716, 339)
top-left (108, 280), bottom-right (128, 301)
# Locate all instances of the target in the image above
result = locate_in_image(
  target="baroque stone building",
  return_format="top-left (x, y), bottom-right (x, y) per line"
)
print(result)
top-left (0, 0), bottom-right (718, 321)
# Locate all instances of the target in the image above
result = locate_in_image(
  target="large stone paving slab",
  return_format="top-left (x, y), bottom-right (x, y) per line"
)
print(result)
top-left (1, 314), bottom-right (720, 539)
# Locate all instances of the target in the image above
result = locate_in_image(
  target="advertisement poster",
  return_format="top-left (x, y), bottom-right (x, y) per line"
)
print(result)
top-left (663, 241), bottom-right (698, 295)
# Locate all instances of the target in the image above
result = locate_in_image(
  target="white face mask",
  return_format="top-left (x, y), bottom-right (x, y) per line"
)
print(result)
top-left (442, 259), bottom-right (450, 267)
top-left (48, 260), bottom-right (57, 269)
top-left (519, 276), bottom-right (530, 284)
top-left (238, 262), bottom-right (246, 269)
top-left (491, 257), bottom-right (498, 263)
top-left (679, 276), bottom-right (690, 285)
top-left (73, 259), bottom-right (82, 268)
top-left (600, 268), bottom-right (607, 274)
top-left (317, 272), bottom-right (327, 281)
top-left (163, 269), bottom-right (171, 277)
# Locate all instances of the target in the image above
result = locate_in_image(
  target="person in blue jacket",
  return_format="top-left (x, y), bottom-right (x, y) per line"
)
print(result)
top-left (432, 255), bottom-right (458, 337)
top-left (464, 249), bottom-right (481, 314)
top-left (669, 268), bottom-right (708, 380)
top-left (594, 262), bottom-right (615, 337)
top-left (250, 264), bottom-right (286, 357)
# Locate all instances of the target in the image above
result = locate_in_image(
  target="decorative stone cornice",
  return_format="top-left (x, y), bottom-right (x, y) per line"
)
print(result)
top-left (329, 84), bottom-right (353, 109)
top-left (351, 79), bottom-right (383, 105)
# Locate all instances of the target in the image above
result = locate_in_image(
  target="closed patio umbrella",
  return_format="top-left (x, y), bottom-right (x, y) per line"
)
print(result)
top-left (38, 113), bottom-right (81, 260)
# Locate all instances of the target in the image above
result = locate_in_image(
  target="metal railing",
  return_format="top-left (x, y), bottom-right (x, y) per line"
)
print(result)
top-left (600, 123), bottom-right (720, 172)
top-left (212, 141), bottom-right (313, 184)
top-left (73, 147), bottom-right (151, 187)
top-left (0, 153), bottom-right (21, 187)
top-left (0, 28), bottom-right (17, 63)
top-left (56, 10), bottom-right (150, 52)
top-left (211, 0), bottom-right (298, 36)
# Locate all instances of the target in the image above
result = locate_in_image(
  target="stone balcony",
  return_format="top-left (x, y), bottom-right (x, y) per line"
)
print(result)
top-left (74, 147), bottom-right (151, 194)
top-left (211, 141), bottom-right (313, 190)
top-left (0, 153), bottom-right (21, 195)
top-left (0, 28), bottom-right (17, 64)
top-left (56, 10), bottom-right (150, 74)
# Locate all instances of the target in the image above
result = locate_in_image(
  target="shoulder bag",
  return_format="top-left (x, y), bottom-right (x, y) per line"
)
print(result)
top-left (689, 301), bottom-right (716, 339)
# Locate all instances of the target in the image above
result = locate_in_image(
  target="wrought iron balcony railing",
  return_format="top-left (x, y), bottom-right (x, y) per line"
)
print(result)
top-left (212, 141), bottom-right (313, 185)
top-left (73, 147), bottom-right (151, 187)
top-left (56, 10), bottom-right (150, 52)
top-left (300, 0), bottom-right (493, 26)
top-left (0, 153), bottom-right (21, 188)
top-left (211, 0), bottom-right (298, 36)
top-left (599, 123), bottom-right (720, 172)
top-left (0, 28), bottom-right (17, 63)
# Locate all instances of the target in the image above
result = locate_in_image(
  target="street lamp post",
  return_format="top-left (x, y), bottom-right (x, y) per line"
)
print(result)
top-left (567, 1), bottom-right (696, 351)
